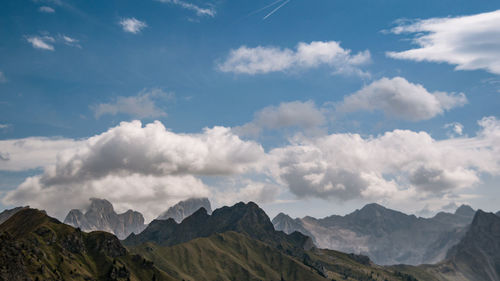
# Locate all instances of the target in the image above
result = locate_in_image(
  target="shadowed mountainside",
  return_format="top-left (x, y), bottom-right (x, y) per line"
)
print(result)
top-left (0, 208), bottom-right (174, 281)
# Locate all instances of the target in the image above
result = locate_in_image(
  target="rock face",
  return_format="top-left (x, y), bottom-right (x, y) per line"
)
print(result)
top-left (273, 203), bottom-right (475, 265)
top-left (444, 210), bottom-right (500, 281)
top-left (0, 206), bottom-right (29, 225)
top-left (156, 197), bottom-right (212, 223)
top-left (64, 198), bottom-right (146, 239)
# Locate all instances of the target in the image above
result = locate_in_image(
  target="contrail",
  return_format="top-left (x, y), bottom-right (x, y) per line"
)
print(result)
top-left (246, 0), bottom-right (285, 17)
top-left (263, 0), bottom-right (290, 20)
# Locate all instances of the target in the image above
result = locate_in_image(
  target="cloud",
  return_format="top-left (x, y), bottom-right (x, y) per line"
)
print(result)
top-left (2, 120), bottom-right (265, 220)
top-left (26, 34), bottom-right (81, 50)
top-left (218, 41), bottom-right (371, 76)
top-left (92, 88), bottom-right (171, 119)
top-left (234, 101), bottom-right (326, 137)
top-left (338, 77), bottom-right (467, 121)
top-left (387, 10), bottom-right (500, 75)
top-left (445, 122), bottom-right (464, 136)
top-left (214, 179), bottom-right (281, 206)
top-left (268, 116), bottom-right (500, 202)
top-left (156, 0), bottom-right (215, 17)
top-left (119, 18), bottom-right (147, 34)
top-left (61, 35), bottom-right (80, 48)
top-left (39, 6), bottom-right (55, 13)
top-left (0, 137), bottom-right (83, 171)
top-left (26, 35), bottom-right (55, 51)
top-left (0, 72), bottom-right (7, 83)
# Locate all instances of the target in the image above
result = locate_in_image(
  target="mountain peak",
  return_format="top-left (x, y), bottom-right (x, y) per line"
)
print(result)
top-left (88, 198), bottom-right (114, 213)
top-left (157, 197), bottom-right (212, 223)
top-left (454, 204), bottom-right (475, 217)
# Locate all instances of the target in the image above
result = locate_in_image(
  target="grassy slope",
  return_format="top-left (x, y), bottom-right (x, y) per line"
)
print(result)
top-left (0, 208), bottom-right (175, 281)
top-left (129, 231), bottom-right (418, 281)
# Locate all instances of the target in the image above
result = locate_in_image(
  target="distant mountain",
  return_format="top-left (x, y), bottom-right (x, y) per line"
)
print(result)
top-left (395, 210), bottom-right (500, 281)
top-left (0, 206), bottom-right (28, 225)
top-left (273, 203), bottom-right (475, 265)
top-left (64, 198), bottom-right (146, 239)
top-left (156, 197), bottom-right (212, 223)
top-left (0, 208), bottom-right (174, 281)
top-left (126, 201), bottom-right (418, 281)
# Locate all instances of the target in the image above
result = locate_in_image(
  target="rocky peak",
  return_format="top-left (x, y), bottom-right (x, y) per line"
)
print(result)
top-left (455, 204), bottom-right (475, 217)
top-left (157, 197), bottom-right (212, 223)
top-left (63, 198), bottom-right (146, 239)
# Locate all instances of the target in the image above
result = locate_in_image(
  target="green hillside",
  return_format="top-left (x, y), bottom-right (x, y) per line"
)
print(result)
top-left (0, 208), bottom-right (174, 281)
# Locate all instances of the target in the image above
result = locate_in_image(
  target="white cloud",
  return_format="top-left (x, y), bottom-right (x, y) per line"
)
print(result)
top-left (234, 101), bottom-right (326, 137)
top-left (1, 120), bottom-right (265, 220)
top-left (0, 72), bottom-right (7, 83)
top-left (61, 35), bottom-right (80, 48)
top-left (387, 10), bottom-right (500, 75)
top-left (0, 137), bottom-right (82, 171)
top-left (92, 88), bottom-right (171, 119)
top-left (268, 116), bottom-right (500, 202)
top-left (445, 122), bottom-right (464, 136)
top-left (157, 0), bottom-right (215, 17)
top-left (26, 35), bottom-right (55, 51)
top-left (39, 6), bottom-right (55, 13)
top-left (338, 77), bottom-right (467, 121)
top-left (218, 41), bottom-right (371, 76)
top-left (119, 18), bottom-right (147, 34)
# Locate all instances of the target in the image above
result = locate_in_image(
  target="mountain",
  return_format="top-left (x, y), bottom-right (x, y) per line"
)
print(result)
top-left (273, 203), bottom-right (475, 265)
top-left (124, 201), bottom-right (313, 254)
top-left (0, 208), bottom-right (174, 281)
top-left (156, 197), bottom-right (212, 223)
top-left (0, 206), bottom-right (28, 225)
top-left (394, 210), bottom-right (500, 281)
top-left (64, 198), bottom-right (146, 239)
top-left (126, 201), bottom-right (419, 281)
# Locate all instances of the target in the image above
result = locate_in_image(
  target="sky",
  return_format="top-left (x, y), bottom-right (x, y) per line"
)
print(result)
top-left (1, 0), bottom-right (500, 222)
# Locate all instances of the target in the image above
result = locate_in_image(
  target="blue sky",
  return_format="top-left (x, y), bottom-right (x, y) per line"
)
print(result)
top-left (1, 0), bottom-right (500, 221)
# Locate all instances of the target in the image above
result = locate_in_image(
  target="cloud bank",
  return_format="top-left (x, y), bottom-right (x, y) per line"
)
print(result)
top-left (2, 120), bottom-right (264, 220)
top-left (218, 41), bottom-right (371, 76)
top-left (387, 10), bottom-right (500, 75)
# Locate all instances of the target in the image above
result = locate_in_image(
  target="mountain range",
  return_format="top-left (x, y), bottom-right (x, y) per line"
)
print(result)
top-left (272, 203), bottom-right (476, 265)
top-left (0, 203), bottom-right (418, 281)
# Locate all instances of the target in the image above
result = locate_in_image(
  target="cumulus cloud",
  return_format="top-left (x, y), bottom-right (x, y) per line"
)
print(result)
top-left (39, 6), bottom-right (55, 13)
top-left (387, 10), bottom-right (500, 75)
top-left (218, 41), bottom-right (371, 76)
top-left (234, 101), bottom-right (326, 137)
top-left (338, 77), bottom-right (467, 121)
top-left (2, 120), bottom-right (264, 220)
top-left (26, 35), bottom-right (55, 51)
top-left (156, 0), bottom-right (215, 17)
top-left (268, 116), bottom-right (500, 202)
top-left (61, 35), bottom-right (80, 48)
top-left (92, 88), bottom-right (171, 119)
top-left (119, 18), bottom-right (147, 34)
